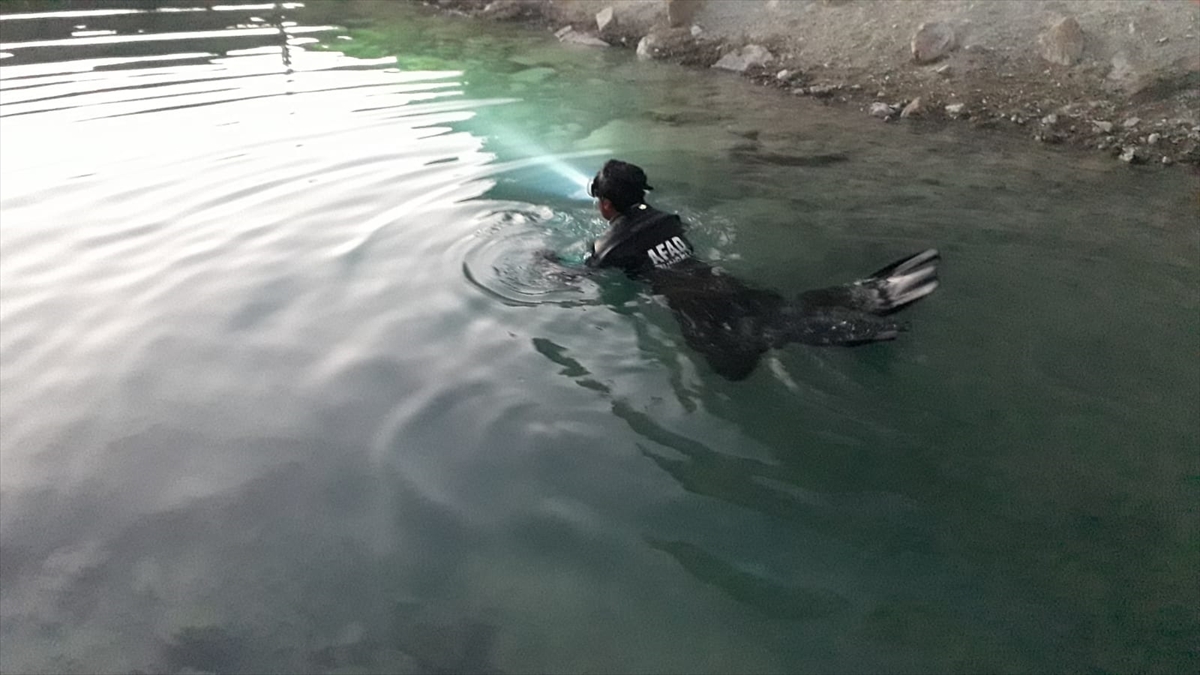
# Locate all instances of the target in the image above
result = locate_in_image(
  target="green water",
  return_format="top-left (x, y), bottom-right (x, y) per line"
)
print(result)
top-left (0, 2), bottom-right (1197, 673)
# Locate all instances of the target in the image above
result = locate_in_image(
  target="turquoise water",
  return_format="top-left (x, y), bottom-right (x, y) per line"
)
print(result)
top-left (1, 2), bottom-right (1197, 673)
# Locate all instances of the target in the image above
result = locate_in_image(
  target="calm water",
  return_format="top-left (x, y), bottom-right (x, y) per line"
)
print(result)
top-left (1, 2), bottom-right (1197, 673)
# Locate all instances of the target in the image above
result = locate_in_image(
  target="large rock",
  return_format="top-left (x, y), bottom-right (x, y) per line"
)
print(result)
top-left (1038, 16), bottom-right (1084, 66)
top-left (911, 22), bottom-right (956, 64)
top-left (900, 97), bottom-right (923, 118)
top-left (869, 102), bottom-right (894, 118)
top-left (712, 44), bottom-right (774, 73)
top-left (595, 6), bottom-right (616, 35)
top-left (666, 0), bottom-right (702, 28)
top-left (636, 26), bottom-right (695, 61)
top-left (481, 0), bottom-right (529, 21)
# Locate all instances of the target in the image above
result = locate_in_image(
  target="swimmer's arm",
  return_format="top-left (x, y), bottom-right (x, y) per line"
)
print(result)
top-left (538, 239), bottom-right (607, 268)
top-left (536, 247), bottom-right (602, 275)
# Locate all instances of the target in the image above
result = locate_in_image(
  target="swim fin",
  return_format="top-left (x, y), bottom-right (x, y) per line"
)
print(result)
top-left (859, 248), bottom-right (940, 314)
top-left (797, 248), bottom-right (940, 316)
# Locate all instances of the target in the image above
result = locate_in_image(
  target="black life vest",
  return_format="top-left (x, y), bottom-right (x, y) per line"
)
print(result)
top-left (587, 204), bottom-right (694, 276)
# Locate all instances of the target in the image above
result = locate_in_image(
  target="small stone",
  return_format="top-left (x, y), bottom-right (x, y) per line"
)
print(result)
top-left (690, 25), bottom-right (703, 37)
top-left (1119, 146), bottom-right (1145, 163)
top-left (1122, 116), bottom-right (1140, 129)
top-left (1147, 132), bottom-right (1161, 145)
top-left (713, 44), bottom-right (774, 73)
top-left (900, 97), bottom-right (923, 118)
top-left (1039, 16), bottom-right (1085, 66)
top-left (1161, 155), bottom-right (1173, 165)
top-left (911, 22), bottom-right (957, 63)
top-left (554, 25), bottom-right (573, 39)
top-left (595, 6), bottom-right (616, 34)
top-left (934, 64), bottom-right (952, 76)
top-left (1041, 113), bottom-right (1059, 126)
top-left (945, 102), bottom-right (966, 117)
top-left (1093, 120), bottom-right (1114, 133)
top-left (807, 83), bottom-right (840, 96)
top-left (776, 69), bottom-right (791, 80)
top-left (870, 102), bottom-right (894, 118)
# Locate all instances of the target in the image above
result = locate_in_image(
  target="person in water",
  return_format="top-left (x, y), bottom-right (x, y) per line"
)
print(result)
top-left (579, 159), bottom-right (940, 380)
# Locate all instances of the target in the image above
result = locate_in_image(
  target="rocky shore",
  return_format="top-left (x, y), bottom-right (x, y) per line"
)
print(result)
top-left (424, 0), bottom-right (1200, 169)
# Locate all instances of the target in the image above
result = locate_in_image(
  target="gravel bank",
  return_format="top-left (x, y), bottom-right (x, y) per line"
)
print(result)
top-left (426, 0), bottom-right (1200, 168)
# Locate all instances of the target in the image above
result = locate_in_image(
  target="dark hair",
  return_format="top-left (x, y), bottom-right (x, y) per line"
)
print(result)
top-left (588, 159), bottom-right (654, 212)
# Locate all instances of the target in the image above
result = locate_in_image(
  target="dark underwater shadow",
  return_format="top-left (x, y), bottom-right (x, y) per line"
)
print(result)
top-left (646, 539), bottom-right (849, 622)
top-left (528, 337), bottom-right (935, 557)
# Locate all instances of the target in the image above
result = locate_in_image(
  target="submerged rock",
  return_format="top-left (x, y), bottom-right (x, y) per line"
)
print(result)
top-left (1039, 16), bottom-right (1085, 66)
top-left (911, 22), bottom-right (956, 64)
top-left (713, 44), bottom-right (774, 73)
top-left (511, 66), bottom-right (557, 84)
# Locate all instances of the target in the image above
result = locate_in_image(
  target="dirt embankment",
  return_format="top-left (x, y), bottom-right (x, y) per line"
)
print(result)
top-left (425, 0), bottom-right (1200, 168)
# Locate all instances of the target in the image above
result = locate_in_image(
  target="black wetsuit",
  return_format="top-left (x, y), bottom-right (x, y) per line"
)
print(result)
top-left (586, 204), bottom-right (788, 380)
top-left (586, 203), bottom-right (928, 380)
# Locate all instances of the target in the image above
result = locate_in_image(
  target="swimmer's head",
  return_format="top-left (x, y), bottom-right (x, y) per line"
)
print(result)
top-left (588, 159), bottom-right (653, 215)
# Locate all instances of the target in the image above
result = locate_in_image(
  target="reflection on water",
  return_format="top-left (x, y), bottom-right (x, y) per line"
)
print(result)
top-left (1, 2), bottom-right (1198, 674)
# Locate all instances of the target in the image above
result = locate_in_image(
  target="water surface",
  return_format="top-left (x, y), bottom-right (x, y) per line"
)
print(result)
top-left (1, 2), bottom-right (1197, 673)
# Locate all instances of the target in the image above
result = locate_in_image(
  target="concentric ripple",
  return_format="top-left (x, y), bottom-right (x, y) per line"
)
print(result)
top-left (460, 202), bottom-right (604, 307)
